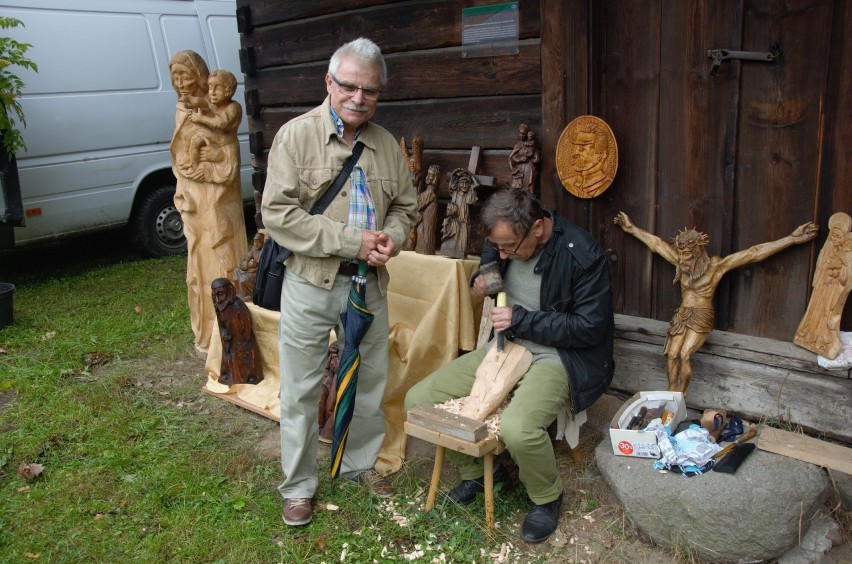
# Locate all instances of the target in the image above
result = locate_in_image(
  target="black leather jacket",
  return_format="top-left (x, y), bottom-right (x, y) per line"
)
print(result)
top-left (476, 211), bottom-right (615, 412)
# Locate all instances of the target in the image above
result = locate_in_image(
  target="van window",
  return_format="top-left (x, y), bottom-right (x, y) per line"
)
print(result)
top-left (14, 10), bottom-right (159, 94)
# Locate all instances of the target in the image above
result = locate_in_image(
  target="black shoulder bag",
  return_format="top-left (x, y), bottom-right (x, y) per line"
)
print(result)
top-left (253, 141), bottom-right (365, 311)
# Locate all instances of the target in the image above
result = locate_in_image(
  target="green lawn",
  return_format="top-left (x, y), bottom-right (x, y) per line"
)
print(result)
top-left (0, 236), bottom-right (543, 563)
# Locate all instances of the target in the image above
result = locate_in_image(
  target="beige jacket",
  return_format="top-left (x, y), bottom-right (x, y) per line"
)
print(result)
top-left (261, 97), bottom-right (417, 294)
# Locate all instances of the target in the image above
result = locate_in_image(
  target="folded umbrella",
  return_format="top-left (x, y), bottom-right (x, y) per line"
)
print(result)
top-left (330, 260), bottom-right (375, 479)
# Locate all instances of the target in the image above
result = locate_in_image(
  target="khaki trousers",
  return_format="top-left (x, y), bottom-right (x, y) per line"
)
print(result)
top-left (405, 348), bottom-right (569, 504)
top-left (277, 268), bottom-right (389, 500)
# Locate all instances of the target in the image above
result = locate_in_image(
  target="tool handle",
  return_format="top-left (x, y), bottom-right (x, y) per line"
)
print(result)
top-left (496, 292), bottom-right (507, 352)
top-left (712, 427), bottom-right (758, 459)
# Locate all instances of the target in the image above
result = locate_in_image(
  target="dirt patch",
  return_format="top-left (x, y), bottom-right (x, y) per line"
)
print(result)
top-left (138, 351), bottom-right (851, 563)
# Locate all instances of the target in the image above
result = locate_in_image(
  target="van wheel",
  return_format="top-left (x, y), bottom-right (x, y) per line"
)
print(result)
top-left (130, 185), bottom-right (187, 257)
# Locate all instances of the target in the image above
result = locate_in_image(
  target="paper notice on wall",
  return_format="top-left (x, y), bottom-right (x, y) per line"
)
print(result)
top-left (462, 2), bottom-right (519, 58)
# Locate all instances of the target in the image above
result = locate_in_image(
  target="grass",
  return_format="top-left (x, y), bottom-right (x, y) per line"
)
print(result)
top-left (0, 233), bottom-right (551, 563)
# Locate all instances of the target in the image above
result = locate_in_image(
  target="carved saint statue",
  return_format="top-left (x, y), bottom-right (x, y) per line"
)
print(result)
top-left (508, 124), bottom-right (542, 193)
top-left (614, 212), bottom-right (818, 394)
top-left (233, 231), bottom-right (265, 302)
top-left (795, 212), bottom-right (852, 359)
top-left (440, 168), bottom-right (480, 259)
top-left (414, 164), bottom-right (440, 255)
top-left (212, 278), bottom-right (264, 386)
top-left (400, 136), bottom-right (424, 251)
top-left (169, 51), bottom-right (247, 354)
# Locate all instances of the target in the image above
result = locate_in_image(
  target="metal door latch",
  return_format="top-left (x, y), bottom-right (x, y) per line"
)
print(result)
top-left (707, 47), bottom-right (780, 75)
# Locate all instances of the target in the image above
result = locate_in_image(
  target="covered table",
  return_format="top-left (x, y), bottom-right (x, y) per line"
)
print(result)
top-left (204, 251), bottom-right (483, 474)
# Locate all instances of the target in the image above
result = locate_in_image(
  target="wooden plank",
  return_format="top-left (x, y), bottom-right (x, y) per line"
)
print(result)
top-left (758, 426), bottom-right (852, 475)
top-left (244, 0), bottom-right (541, 68)
top-left (819, 0), bottom-right (852, 332)
top-left (404, 421), bottom-right (504, 458)
top-left (406, 405), bottom-right (488, 443)
top-left (602, 1), bottom-right (661, 318)
top-left (614, 314), bottom-right (847, 379)
top-left (202, 387), bottom-right (279, 422)
top-left (237, 0), bottom-right (398, 28)
top-left (245, 41), bottom-right (541, 106)
top-left (726, 0), bottom-right (832, 339)
top-left (253, 96), bottom-right (542, 153)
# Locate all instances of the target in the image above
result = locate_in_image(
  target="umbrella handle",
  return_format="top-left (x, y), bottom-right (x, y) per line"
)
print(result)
top-left (358, 260), bottom-right (369, 277)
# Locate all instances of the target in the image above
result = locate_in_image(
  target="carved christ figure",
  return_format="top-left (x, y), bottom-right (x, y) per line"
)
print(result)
top-left (614, 212), bottom-right (818, 394)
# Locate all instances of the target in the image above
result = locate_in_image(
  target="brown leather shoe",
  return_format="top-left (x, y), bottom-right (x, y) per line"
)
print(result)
top-left (282, 498), bottom-right (312, 526)
top-left (361, 470), bottom-right (392, 498)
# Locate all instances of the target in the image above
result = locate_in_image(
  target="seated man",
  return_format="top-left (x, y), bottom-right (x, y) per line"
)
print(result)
top-left (405, 188), bottom-right (615, 544)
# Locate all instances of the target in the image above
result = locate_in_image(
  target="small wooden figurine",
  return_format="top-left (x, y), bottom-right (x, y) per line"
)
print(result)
top-left (233, 231), bottom-right (265, 302)
top-left (414, 164), bottom-right (440, 255)
top-left (318, 341), bottom-right (340, 442)
top-left (614, 212), bottom-right (818, 394)
top-left (400, 135), bottom-right (424, 251)
top-left (508, 124), bottom-right (542, 193)
top-left (795, 212), bottom-right (852, 359)
top-left (440, 168), bottom-right (479, 259)
top-left (212, 278), bottom-right (264, 386)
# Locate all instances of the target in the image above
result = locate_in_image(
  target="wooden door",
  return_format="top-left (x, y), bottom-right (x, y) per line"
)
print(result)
top-left (542, 0), bottom-right (852, 340)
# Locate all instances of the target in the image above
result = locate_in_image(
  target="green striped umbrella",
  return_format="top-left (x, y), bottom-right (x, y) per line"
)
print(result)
top-left (330, 260), bottom-right (374, 479)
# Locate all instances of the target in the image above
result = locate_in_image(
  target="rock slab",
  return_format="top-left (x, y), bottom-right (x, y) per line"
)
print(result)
top-left (595, 438), bottom-right (830, 562)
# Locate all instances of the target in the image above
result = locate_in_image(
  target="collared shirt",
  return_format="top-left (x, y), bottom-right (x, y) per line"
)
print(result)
top-left (329, 105), bottom-right (377, 231)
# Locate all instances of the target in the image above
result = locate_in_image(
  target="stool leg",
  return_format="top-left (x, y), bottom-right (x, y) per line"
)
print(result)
top-left (483, 452), bottom-right (495, 528)
top-left (425, 445), bottom-right (445, 512)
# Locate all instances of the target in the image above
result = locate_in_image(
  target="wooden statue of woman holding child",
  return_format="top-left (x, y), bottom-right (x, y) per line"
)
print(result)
top-left (169, 50), bottom-right (247, 354)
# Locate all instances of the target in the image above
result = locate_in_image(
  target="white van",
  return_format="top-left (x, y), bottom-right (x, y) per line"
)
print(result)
top-left (0, 0), bottom-right (252, 256)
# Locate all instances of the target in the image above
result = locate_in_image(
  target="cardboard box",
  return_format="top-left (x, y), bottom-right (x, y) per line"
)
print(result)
top-left (609, 391), bottom-right (687, 458)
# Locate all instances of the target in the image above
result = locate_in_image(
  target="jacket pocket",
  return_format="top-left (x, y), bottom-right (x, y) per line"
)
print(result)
top-left (298, 168), bottom-right (333, 201)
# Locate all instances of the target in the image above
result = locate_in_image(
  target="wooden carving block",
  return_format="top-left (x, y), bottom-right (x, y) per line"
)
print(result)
top-left (406, 405), bottom-right (488, 443)
top-left (460, 340), bottom-right (533, 421)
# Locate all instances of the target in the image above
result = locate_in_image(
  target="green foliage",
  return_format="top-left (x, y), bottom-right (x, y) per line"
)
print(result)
top-left (0, 16), bottom-right (38, 155)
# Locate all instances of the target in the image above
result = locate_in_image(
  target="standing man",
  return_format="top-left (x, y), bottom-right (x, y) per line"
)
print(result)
top-left (406, 189), bottom-right (615, 544)
top-left (261, 38), bottom-right (417, 527)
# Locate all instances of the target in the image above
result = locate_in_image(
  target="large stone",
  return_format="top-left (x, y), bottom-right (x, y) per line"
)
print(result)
top-left (595, 437), bottom-right (830, 562)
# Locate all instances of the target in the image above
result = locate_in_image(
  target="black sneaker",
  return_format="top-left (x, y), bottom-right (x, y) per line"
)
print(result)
top-left (521, 494), bottom-right (563, 543)
top-left (446, 464), bottom-right (513, 505)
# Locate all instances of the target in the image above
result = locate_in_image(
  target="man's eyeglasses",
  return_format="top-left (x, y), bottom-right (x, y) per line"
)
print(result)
top-left (489, 226), bottom-right (530, 256)
top-left (330, 74), bottom-right (382, 101)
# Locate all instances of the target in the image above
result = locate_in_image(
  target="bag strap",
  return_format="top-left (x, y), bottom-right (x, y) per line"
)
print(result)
top-left (309, 141), bottom-right (365, 216)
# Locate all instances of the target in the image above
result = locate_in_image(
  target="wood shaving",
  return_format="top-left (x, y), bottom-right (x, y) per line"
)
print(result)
top-left (435, 396), bottom-right (508, 438)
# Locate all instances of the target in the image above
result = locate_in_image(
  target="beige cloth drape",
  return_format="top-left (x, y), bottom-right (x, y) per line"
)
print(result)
top-left (205, 251), bottom-right (483, 474)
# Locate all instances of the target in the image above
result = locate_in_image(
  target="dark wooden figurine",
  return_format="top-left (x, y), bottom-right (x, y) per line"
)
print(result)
top-left (212, 278), bottom-right (264, 386)
top-left (508, 123), bottom-right (542, 193)
top-left (318, 341), bottom-right (340, 442)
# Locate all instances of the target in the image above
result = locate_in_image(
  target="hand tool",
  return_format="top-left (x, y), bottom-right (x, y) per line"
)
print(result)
top-left (712, 427), bottom-right (758, 460)
top-left (496, 292), bottom-right (507, 352)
